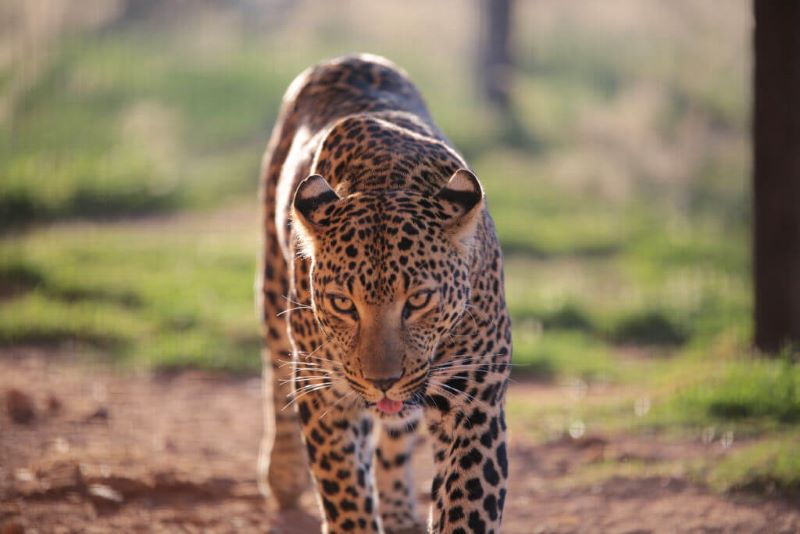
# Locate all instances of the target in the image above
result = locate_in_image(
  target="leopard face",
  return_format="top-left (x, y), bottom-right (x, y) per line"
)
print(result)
top-left (292, 170), bottom-right (484, 413)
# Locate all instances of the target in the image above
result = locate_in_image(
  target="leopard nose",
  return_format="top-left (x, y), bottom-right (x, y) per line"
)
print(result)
top-left (366, 377), bottom-right (400, 392)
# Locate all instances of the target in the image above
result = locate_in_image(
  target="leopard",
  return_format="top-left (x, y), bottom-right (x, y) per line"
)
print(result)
top-left (257, 54), bottom-right (512, 534)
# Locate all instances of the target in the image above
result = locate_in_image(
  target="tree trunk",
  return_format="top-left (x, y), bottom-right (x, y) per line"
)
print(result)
top-left (753, 0), bottom-right (800, 354)
top-left (478, 0), bottom-right (513, 111)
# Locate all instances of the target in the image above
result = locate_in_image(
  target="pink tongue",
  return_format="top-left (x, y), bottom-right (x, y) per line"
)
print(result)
top-left (377, 398), bottom-right (403, 414)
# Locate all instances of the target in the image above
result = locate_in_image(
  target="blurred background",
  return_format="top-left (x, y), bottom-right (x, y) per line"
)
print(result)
top-left (1, 0), bottom-right (798, 531)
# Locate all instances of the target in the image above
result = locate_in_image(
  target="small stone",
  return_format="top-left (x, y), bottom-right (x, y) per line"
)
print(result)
top-left (87, 483), bottom-right (124, 505)
top-left (5, 389), bottom-right (35, 424)
top-left (14, 468), bottom-right (35, 483)
top-left (53, 436), bottom-right (70, 454)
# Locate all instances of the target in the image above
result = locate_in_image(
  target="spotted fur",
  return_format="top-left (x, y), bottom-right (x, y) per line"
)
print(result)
top-left (257, 54), bottom-right (511, 534)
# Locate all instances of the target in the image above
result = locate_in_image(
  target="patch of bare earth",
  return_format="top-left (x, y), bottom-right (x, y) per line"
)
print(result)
top-left (1, 348), bottom-right (798, 533)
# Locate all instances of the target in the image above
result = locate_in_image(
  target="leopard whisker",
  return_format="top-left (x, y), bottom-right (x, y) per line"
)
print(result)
top-left (428, 380), bottom-right (477, 404)
top-left (283, 382), bottom-right (333, 410)
top-left (279, 364), bottom-right (334, 375)
top-left (295, 340), bottom-right (333, 362)
top-left (430, 352), bottom-right (511, 370)
top-left (465, 302), bottom-right (498, 329)
top-left (277, 305), bottom-right (313, 317)
top-left (281, 294), bottom-right (308, 309)
top-left (283, 375), bottom-right (335, 385)
top-left (429, 367), bottom-right (500, 377)
top-left (462, 306), bottom-right (480, 329)
top-left (300, 354), bottom-right (343, 367)
top-left (289, 381), bottom-right (333, 394)
top-left (318, 389), bottom-right (358, 420)
top-left (277, 358), bottom-right (329, 370)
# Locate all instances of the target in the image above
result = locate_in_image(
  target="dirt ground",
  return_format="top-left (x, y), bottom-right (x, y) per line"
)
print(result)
top-left (1, 347), bottom-right (798, 534)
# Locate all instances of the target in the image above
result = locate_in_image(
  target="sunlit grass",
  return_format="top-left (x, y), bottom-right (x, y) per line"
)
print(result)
top-left (652, 354), bottom-right (800, 430)
top-left (707, 433), bottom-right (800, 496)
top-left (512, 328), bottom-right (618, 382)
top-left (0, 207), bottom-right (261, 373)
top-left (0, 32), bottom-right (295, 228)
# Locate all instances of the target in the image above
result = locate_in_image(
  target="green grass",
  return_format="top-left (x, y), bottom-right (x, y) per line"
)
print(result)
top-left (0, 210), bottom-right (261, 373)
top-left (512, 328), bottom-right (618, 383)
top-left (657, 354), bottom-right (800, 429)
top-left (0, 32), bottom-right (294, 229)
top-left (707, 434), bottom-right (800, 496)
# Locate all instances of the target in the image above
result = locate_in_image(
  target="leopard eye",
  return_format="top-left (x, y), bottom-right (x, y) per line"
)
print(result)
top-left (403, 289), bottom-right (435, 319)
top-left (329, 294), bottom-right (357, 316)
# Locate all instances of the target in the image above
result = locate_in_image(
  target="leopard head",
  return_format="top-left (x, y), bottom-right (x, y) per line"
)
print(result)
top-left (292, 169), bottom-right (484, 413)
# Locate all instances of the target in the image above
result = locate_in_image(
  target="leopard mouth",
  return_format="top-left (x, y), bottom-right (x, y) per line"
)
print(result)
top-left (376, 397), bottom-right (403, 414)
top-left (364, 394), bottom-right (425, 415)
top-left (345, 372), bottom-right (429, 413)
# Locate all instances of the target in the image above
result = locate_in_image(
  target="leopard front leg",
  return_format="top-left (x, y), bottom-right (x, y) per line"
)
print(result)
top-left (375, 412), bottom-right (426, 534)
top-left (296, 392), bottom-right (383, 533)
top-left (426, 396), bottom-right (509, 533)
top-left (258, 344), bottom-right (311, 508)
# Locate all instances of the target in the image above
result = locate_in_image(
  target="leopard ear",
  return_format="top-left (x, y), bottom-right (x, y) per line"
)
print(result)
top-left (436, 168), bottom-right (484, 249)
top-left (292, 174), bottom-right (341, 253)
